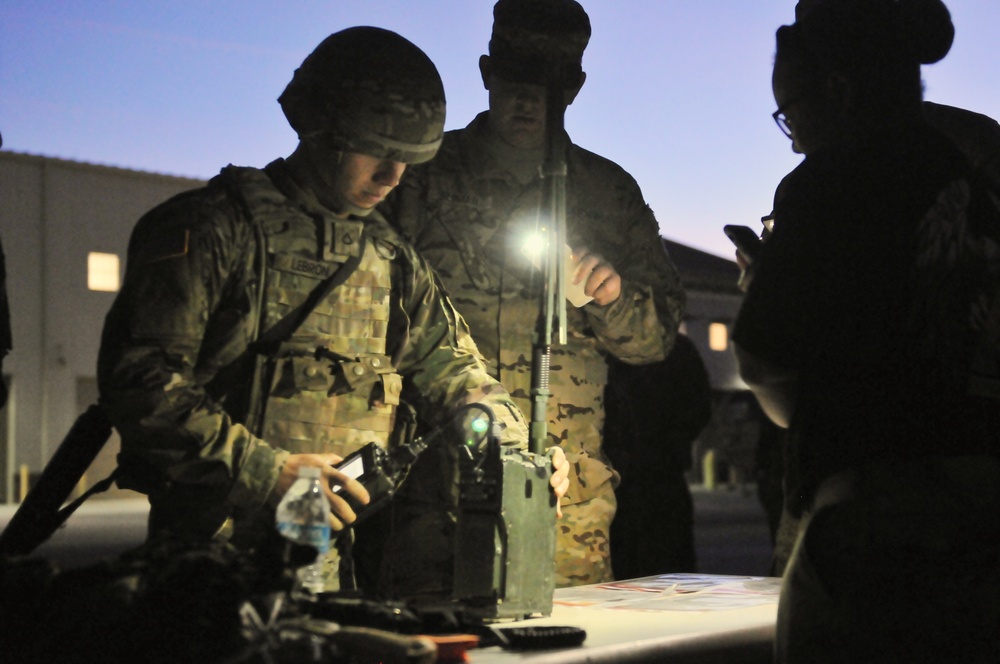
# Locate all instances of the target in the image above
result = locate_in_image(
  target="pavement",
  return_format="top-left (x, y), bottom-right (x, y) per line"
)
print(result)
top-left (0, 498), bottom-right (148, 567)
top-left (690, 484), bottom-right (775, 577)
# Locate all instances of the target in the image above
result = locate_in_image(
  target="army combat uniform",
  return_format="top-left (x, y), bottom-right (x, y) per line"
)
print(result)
top-left (385, 113), bottom-right (686, 586)
top-left (97, 159), bottom-right (527, 586)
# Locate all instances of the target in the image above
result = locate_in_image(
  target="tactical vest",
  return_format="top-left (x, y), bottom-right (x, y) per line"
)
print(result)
top-left (225, 166), bottom-right (402, 459)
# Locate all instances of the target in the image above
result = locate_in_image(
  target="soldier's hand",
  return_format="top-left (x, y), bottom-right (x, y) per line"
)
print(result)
top-left (274, 453), bottom-right (371, 531)
top-left (571, 247), bottom-right (622, 306)
top-left (548, 446), bottom-right (570, 519)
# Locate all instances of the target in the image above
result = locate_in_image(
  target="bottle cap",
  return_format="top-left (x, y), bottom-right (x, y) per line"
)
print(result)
top-left (298, 465), bottom-right (322, 479)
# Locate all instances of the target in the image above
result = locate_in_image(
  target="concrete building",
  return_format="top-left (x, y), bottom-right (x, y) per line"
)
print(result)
top-left (663, 239), bottom-right (746, 391)
top-left (0, 151), bottom-right (747, 503)
top-left (0, 151), bottom-right (203, 502)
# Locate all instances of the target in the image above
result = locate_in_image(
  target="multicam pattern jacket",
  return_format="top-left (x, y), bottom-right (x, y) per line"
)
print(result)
top-left (385, 112), bottom-right (685, 507)
top-left (97, 159), bottom-right (527, 540)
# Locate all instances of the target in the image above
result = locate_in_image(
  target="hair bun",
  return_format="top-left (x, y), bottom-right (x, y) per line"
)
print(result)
top-left (901, 0), bottom-right (954, 64)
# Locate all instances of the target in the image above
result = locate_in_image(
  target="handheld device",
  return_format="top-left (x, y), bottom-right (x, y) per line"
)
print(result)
top-left (723, 224), bottom-right (763, 262)
top-left (331, 442), bottom-right (405, 525)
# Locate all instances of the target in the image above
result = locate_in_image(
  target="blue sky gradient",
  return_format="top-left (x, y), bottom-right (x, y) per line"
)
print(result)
top-left (3, 1), bottom-right (998, 257)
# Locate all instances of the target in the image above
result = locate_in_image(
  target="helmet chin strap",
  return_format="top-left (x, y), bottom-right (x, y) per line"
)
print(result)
top-left (289, 143), bottom-right (385, 219)
top-left (337, 200), bottom-right (377, 219)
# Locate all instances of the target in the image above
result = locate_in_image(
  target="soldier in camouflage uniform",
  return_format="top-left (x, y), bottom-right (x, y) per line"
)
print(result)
top-left (97, 27), bottom-right (568, 591)
top-left (383, 0), bottom-right (685, 587)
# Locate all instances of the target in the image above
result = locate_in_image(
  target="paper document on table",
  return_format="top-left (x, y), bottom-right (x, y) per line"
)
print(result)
top-left (552, 573), bottom-right (782, 612)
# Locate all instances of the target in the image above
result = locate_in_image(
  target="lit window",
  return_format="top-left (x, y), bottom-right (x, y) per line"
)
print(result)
top-left (88, 252), bottom-right (120, 292)
top-left (708, 322), bottom-right (729, 351)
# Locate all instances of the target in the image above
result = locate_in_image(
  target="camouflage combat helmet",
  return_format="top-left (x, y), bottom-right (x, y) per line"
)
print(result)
top-left (489, 0), bottom-right (591, 88)
top-left (279, 27), bottom-right (446, 164)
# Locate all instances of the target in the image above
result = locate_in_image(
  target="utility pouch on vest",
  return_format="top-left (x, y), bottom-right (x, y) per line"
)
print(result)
top-left (313, 348), bottom-right (401, 406)
top-left (348, 365), bottom-right (402, 410)
top-left (270, 353), bottom-right (402, 411)
top-left (270, 355), bottom-right (336, 397)
top-left (335, 354), bottom-right (395, 393)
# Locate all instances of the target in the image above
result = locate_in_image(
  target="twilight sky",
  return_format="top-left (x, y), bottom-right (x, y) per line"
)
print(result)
top-left (3, 1), bottom-right (998, 258)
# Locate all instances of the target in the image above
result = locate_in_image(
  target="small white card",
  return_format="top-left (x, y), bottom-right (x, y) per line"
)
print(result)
top-left (564, 246), bottom-right (595, 307)
top-left (522, 241), bottom-right (594, 308)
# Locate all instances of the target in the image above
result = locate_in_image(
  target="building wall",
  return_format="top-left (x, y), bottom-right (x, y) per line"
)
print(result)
top-left (0, 152), bottom-right (204, 501)
top-left (682, 289), bottom-right (747, 392)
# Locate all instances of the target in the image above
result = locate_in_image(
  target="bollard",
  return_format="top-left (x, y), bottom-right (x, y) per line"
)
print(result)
top-left (702, 450), bottom-right (716, 490)
top-left (19, 464), bottom-right (29, 502)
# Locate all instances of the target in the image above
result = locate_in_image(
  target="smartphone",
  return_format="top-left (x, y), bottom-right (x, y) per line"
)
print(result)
top-left (723, 224), bottom-right (763, 262)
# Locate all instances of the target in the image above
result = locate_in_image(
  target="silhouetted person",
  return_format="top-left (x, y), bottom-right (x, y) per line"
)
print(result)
top-left (733, 1), bottom-right (1000, 661)
top-left (923, 101), bottom-right (1000, 190)
top-left (604, 333), bottom-right (711, 578)
top-left (751, 404), bottom-right (784, 536)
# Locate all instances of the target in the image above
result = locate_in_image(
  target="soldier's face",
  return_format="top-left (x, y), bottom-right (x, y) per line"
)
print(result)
top-left (479, 54), bottom-right (584, 151)
top-left (486, 75), bottom-right (548, 150)
top-left (326, 152), bottom-right (407, 216)
top-left (340, 153), bottom-right (406, 208)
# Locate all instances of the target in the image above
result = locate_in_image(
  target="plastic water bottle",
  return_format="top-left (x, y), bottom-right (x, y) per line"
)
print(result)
top-left (275, 465), bottom-right (331, 594)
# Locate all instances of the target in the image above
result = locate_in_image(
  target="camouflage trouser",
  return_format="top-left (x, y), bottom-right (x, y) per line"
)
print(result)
top-left (555, 495), bottom-right (616, 586)
top-left (555, 451), bottom-right (618, 587)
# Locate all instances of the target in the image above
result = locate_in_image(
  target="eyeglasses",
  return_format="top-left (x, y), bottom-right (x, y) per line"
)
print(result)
top-left (771, 97), bottom-right (803, 139)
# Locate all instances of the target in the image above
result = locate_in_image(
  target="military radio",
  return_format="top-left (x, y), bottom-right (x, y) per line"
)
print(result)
top-left (450, 405), bottom-right (558, 621)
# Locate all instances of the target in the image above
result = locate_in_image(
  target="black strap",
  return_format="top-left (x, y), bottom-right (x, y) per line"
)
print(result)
top-left (0, 405), bottom-right (114, 556)
top-left (48, 467), bottom-right (122, 532)
top-left (250, 233), bottom-right (367, 354)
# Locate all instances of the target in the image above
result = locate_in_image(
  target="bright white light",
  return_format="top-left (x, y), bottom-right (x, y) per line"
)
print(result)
top-left (521, 231), bottom-right (547, 262)
top-left (88, 252), bottom-right (120, 292)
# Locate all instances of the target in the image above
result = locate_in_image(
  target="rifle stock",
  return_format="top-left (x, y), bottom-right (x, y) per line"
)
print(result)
top-left (0, 404), bottom-right (113, 557)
